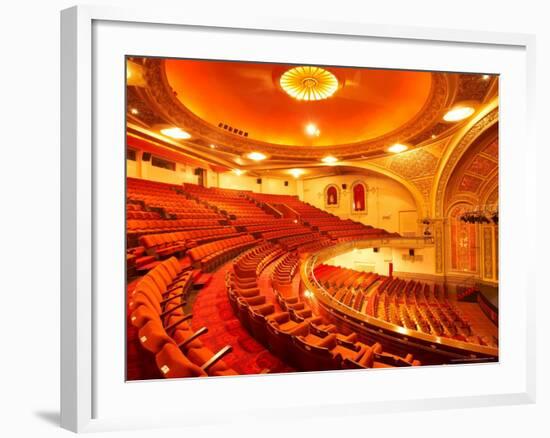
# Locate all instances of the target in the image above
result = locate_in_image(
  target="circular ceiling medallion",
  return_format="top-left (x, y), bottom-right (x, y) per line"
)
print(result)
top-left (279, 66), bottom-right (339, 101)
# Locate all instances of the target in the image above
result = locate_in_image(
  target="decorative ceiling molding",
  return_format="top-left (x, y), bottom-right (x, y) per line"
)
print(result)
top-left (388, 148), bottom-right (439, 180)
top-left (410, 177), bottom-right (434, 202)
top-left (445, 198), bottom-right (477, 217)
top-left (458, 174), bottom-right (484, 193)
top-left (479, 171), bottom-right (499, 204)
top-left (139, 58), bottom-right (454, 160)
top-left (455, 74), bottom-right (495, 102)
top-left (484, 185), bottom-right (499, 206)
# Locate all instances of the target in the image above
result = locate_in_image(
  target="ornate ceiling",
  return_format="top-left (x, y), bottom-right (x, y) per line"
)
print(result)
top-left (163, 59), bottom-right (433, 147)
top-left (126, 57), bottom-right (499, 217)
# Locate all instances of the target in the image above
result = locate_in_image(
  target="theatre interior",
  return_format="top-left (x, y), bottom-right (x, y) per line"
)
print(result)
top-left (126, 57), bottom-right (499, 380)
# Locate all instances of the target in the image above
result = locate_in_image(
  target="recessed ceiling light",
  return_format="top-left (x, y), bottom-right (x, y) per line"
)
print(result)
top-left (482, 74), bottom-right (490, 80)
top-left (232, 169), bottom-right (245, 176)
top-left (387, 143), bottom-right (409, 154)
top-left (443, 106), bottom-right (475, 122)
top-left (303, 290), bottom-right (314, 298)
top-left (209, 144), bottom-right (217, 149)
top-left (160, 127), bottom-right (191, 139)
top-left (289, 168), bottom-right (304, 178)
top-left (130, 108), bottom-right (139, 115)
top-left (431, 134), bottom-right (437, 139)
top-left (305, 123), bottom-right (320, 136)
top-left (247, 152), bottom-right (267, 161)
top-left (321, 156), bottom-right (338, 164)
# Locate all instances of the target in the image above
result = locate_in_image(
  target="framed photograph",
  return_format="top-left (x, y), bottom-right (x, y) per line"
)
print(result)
top-left (61, 5), bottom-right (536, 433)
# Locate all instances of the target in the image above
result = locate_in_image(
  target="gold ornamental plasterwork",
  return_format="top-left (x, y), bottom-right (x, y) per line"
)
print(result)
top-left (433, 108), bottom-right (499, 217)
top-left (140, 58), bottom-right (452, 160)
top-left (435, 223), bottom-right (444, 273)
top-left (411, 177), bottom-right (434, 202)
top-left (483, 227), bottom-right (494, 279)
top-left (389, 148), bottom-right (439, 180)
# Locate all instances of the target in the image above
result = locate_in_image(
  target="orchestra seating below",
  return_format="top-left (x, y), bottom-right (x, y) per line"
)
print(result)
top-left (313, 264), bottom-right (498, 347)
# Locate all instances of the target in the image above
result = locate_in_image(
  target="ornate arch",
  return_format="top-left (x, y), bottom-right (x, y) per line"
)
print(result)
top-left (324, 184), bottom-right (340, 208)
top-left (431, 102), bottom-right (499, 217)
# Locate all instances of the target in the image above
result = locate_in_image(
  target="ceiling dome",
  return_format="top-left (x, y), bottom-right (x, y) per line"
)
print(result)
top-left (164, 59), bottom-right (433, 147)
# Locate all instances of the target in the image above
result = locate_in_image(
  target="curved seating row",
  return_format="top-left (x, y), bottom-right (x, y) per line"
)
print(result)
top-left (129, 256), bottom-right (236, 378)
top-left (127, 219), bottom-right (225, 235)
top-left (226, 246), bottom-right (421, 372)
top-left (127, 210), bottom-right (161, 220)
top-left (139, 226), bottom-right (244, 259)
top-left (188, 234), bottom-right (261, 272)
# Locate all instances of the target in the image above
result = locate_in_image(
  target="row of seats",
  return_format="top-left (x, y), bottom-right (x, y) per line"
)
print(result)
top-left (364, 272), bottom-right (488, 344)
top-left (183, 184), bottom-right (275, 221)
top-left (227, 247), bottom-right (421, 371)
top-left (232, 242), bottom-right (284, 280)
top-left (241, 220), bottom-right (298, 235)
top-left (127, 219), bottom-right (226, 235)
top-left (314, 264), bottom-right (381, 292)
top-left (128, 177), bottom-right (223, 221)
top-left (187, 234), bottom-right (261, 272)
top-left (139, 227), bottom-right (244, 259)
top-left (127, 210), bottom-right (161, 220)
top-left (295, 238), bottom-right (333, 255)
top-left (128, 257), bottom-right (237, 378)
top-left (245, 191), bottom-right (396, 242)
top-left (312, 264), bottom-right (497, 347)
top-left (277, 233), bottom-right (328, 251)
top-left (261, 226), bottom-right (312, 242)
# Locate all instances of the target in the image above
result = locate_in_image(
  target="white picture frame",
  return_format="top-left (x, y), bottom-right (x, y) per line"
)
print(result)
top-left (60, 5), bottom-right (536, 433)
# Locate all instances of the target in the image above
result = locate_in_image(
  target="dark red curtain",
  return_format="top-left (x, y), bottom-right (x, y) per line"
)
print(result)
top-left (327, 186), bottom-right (338, 205)
top-left (353, 183), bottom-right (365, 211)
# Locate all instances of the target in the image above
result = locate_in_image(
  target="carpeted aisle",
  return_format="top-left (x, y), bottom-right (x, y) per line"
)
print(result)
top-left (191, 261), bottom-right (294, 375)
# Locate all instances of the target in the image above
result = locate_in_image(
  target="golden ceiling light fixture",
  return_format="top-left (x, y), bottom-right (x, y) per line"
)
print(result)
top-left (443, 105), bottom-right (475, 122)
top-left (232, 169), bottom-right (245, 176)
top-left (280, 66), bottom-right (339, 101)
top-left (387, 143), bottom-right (409, 154)
top-left (160, 127), bottom-right (192, 139)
